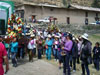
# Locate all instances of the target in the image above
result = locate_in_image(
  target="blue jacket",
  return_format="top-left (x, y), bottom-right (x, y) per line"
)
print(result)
top-left (45, 39), bottom-right (53, 47)
top-left (11, 42), bottom-right (18, 53)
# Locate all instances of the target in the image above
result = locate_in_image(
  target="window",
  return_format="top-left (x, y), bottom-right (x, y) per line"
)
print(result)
top-left (21, 11), bottom-right (24, 18)
top-left (0, 20), bottom-right (6, 34)
top-left (96, 13), bottom-right (98, 17)
top-left (67, 17), bottom-right (70, 24)
top-left (85, 12), bottom-right (88, 17)
top-left (95, 13), bottom-right (99, 21)
top-left (50, 9), bottom-right (54, 11)
top-left (85, 18), bottom-right (88, 25)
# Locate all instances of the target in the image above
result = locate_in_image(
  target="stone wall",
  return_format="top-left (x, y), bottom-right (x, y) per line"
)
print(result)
top-left (71, 0), bottom-right (94, 7)
top-left (23, 5), bottom-right (98, 25)
top-left (11, 0), bottom-right (94, 7)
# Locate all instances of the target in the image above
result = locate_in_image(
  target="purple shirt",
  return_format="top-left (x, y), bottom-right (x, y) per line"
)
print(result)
top-left (64, 40), bottom-right (73, 52)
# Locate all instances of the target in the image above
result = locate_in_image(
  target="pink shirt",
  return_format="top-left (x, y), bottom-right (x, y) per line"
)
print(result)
top-left (0, 42), bottom-right (7, 75)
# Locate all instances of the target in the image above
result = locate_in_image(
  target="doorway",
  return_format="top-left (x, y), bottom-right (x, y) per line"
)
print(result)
top-left (32, 15), bottom-right (36, 23)
top-left (0, 19), bottom-right (6, 35)
top-left (67, 17), bottom-right (70, 24)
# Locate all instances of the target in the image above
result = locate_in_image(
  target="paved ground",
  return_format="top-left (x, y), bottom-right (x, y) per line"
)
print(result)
top-left (5, 58), bottom-right (62, 75)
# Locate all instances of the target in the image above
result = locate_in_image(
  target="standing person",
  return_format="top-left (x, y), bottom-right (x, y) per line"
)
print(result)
top-left (93, 42), bottom-right (100, 71)
top-left (37, 37), bottom-right (43, 59)
top-left (10, 38), bottom-right (18, 67)
top-left (4, 36), bottom-right (11, 59)
top-left (62, 34), bottom-right (73, 75)
top-left (45, 35), bottom-right (53, 60)
top-left (0, 36), bottom-right (9, 75)
top-left (42, 39), bottom-right (46, 56)
top-left (27, 35), bottom-right (34, 62)
top-left (53, 35), bottom-right (59, 61)
top-left (18, 36), bottom-right (25, 59)
top-left (57, 36), bottom-right (63, 69)
top-left (81, 33), bottom-right (92, 75)
top-left (77, 38), bottom-right (82, 64)
top-left (71, 38), bottom-right (78, 72)
top-left (33, 36), bottom-right (37, 57)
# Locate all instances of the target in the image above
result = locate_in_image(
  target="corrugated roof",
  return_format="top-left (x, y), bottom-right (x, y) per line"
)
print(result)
top-left (70, 4), bottom-right (100, 12)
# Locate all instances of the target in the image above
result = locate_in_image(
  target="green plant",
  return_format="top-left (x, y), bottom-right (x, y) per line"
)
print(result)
top-left (92, 0), bottom-right (100, 8)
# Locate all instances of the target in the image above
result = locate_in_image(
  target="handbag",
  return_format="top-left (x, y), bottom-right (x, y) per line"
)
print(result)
top-left (61, 51), bottom-right (66, 56)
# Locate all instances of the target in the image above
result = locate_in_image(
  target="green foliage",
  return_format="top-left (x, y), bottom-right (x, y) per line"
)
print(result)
top-left (83, 25), bottom-right (100, 30)
top-left (62, 0), bottom-right (67, 6)
top-left (92, 0), bottom-right (100, 8)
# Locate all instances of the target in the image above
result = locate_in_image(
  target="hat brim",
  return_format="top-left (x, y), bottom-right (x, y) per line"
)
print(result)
top-left (81, 35), bottom-right (88, 40)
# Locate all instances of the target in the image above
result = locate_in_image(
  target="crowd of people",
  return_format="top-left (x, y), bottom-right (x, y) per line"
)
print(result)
top-left (0, 27), bottom-right (100, 75)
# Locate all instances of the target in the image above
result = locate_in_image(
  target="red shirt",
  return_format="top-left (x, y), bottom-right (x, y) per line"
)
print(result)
top-left (0, 42), bottom-right (7, 75)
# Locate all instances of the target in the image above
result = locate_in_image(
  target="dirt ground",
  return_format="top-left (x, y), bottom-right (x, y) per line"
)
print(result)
top-left (5, 58), bottom-right (62, 75)
top-left (4, 56), bottom-right (100, 75)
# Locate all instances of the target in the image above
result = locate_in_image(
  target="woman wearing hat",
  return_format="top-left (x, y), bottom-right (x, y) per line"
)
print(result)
top-left (45, 35), bottom-right (53, 60)
top-left (53, 35), bottom-right (59, 61)
top-left (80, 33), bottom-right (92, 75)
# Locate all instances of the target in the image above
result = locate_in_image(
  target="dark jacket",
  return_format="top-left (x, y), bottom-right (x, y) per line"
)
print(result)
top-left (93, 47), bottom-right (100, 59)
top-left (37, 40), bottom-right (43, 50)
top-left (81, 40), bottom-right (92, 62)
top-left (72, 41), bottom-right (78, 58)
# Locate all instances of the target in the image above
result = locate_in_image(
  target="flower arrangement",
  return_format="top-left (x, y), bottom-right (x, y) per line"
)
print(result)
top-left (7, 14), bottom-right (24, 38)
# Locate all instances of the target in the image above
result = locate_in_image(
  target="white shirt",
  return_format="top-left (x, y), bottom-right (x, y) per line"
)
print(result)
top-left (27, 40), bottom-right (34, 49)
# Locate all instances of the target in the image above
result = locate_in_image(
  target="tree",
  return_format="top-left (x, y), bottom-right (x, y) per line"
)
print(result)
top-left (92, 0), bottom-right (100, 8)
top-left (62, 0), bottom-right (67, 6)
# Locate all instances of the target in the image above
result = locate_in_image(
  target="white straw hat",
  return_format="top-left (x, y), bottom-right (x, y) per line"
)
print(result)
top-left (55, 35), bottom-right (60, 38)
top-left (52, 34), bottom-right (55, 36)
top-left (22, 33), bottom-right (24, 35)
top-left (5, 36), bottom-right (7, 39)
top-left (26, 25), bottom-right (30, 28)
top-left (30, 34), bottom-right (35, 37)
top-left (81, 33), bottom-right (89, 40)
top-left (48, 34), bottom-right (52, 38)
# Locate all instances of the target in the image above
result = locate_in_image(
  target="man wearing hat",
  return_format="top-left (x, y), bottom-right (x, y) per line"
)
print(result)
top-left (81, 33), bottom-right (92, 75)
top-left (27, 34), bottom-right (35, 62)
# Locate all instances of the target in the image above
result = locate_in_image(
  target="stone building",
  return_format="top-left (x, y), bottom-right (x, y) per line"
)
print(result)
top-left (15, 2), bottom-right (100, 25)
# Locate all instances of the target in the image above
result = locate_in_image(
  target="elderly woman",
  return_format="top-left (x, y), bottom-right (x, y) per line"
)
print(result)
top-left (45, 35), bottom-right (53, 60)
top-left (81, 33), bottom-right (92, 75)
